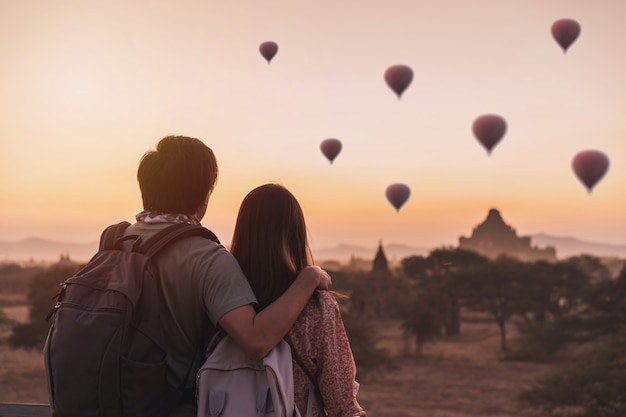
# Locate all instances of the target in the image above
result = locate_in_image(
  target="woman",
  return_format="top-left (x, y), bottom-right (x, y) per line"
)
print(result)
top-left (230, 183), bottom-right (367, 417)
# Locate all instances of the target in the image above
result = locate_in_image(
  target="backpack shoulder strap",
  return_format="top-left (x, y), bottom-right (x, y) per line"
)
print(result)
top-left (99, 221), bottom-right (131, 251)
top-left (139, 223), bottom-right (220, 258)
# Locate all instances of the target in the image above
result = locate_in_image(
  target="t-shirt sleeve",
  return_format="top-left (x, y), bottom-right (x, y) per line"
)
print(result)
top-left (197, 246), bottom-right (258, 325)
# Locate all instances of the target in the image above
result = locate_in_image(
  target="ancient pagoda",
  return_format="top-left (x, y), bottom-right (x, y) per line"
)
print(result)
top-left (459, 208), bottom-right (557, 262)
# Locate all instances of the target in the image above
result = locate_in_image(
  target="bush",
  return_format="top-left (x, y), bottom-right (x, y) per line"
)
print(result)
top-left (9, 262), bottom-right (83, 349)
top-left (0, 263), bottom-right (46, 294)
top-left (509, 319), bottom-right (573, 361)
top-left (400, 292), bottom-right (438, 357)
top-left (517, 331), bottom-right (626, 417)
top-left (9, 322), bottom-right (49, 349)
top-left (0, 309), bottom-right (15, 329)
top-left (341, 310), bottom-right (396, 377)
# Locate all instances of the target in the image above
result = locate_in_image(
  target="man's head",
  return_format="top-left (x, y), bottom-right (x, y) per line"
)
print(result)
top-left (137, 135), bottom-right (218, 216)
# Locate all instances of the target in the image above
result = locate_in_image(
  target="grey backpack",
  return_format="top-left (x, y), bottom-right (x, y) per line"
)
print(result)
top-left (196, 334), bottom-right (315, 417)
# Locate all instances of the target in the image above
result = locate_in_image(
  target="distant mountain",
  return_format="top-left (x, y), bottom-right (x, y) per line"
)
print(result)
top-left (0, 234), bottom-right (624, 264)
top-left (530, 234), bottom-right (626, 259)
top-left (313, 243), bottom-right (431, 262)
top-left (0, 238), bottom-right (429, 264)
top-left (313, 235), bottom-right (626, 262)
top-left (0, 238), bottom-right (98, 263)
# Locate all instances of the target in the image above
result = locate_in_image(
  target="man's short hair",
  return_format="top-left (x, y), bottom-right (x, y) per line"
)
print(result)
top-left (137, 135), bottom-right (218, 214)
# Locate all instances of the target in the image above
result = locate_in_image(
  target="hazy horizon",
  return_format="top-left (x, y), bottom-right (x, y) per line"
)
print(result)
top-left (3, 224), bottom-right (626, 248)
top-left (2, 225), bottom-right (626, 265)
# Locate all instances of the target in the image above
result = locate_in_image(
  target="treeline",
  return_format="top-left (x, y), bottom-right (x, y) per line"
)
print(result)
top-left (330, 249), bottom-right (626, 417)
top-left (0, 262), bottom-right (49, 296)
top-left (2, 261), bottom-right (85, 348)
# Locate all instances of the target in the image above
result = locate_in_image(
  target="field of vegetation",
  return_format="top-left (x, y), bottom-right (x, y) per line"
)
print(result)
top-left (1, 251), bottom-right (625, 416)
top-left (355, 319), bottom-right (555, 417)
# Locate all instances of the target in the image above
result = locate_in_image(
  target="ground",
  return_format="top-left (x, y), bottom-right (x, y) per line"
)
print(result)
top-left (354, 319), bottom-right (550, 417)
top-left (0, 305), bottom-right (551, 416)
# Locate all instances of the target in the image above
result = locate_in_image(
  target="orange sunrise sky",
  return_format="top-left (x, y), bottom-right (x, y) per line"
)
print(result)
top-left (0, 0), bottom-right (625, 253)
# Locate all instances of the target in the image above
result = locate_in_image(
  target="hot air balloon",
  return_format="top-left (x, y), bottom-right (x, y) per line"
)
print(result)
top-left (320, 138), bottom-right (342, 164)
top-left (551, 19), bottom-right (581, 53)
top-left (572, 150), bottom-right (609, 194)
top-left (385, 183), bottom-right (411, 212)
top-left (259, 41), bottom-right (278, 63)
top-left (472, 114), bottom-right (507, 155)
top-left (384, 65), bottom-right (413, 99)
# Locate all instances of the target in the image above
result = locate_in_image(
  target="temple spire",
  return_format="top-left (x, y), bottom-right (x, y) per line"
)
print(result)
top-left (372, 240), bottom-right (389, 273)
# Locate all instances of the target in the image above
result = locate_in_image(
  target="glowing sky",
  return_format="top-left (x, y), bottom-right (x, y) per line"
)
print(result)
top-left (1, 0), bottom-right (625, 252)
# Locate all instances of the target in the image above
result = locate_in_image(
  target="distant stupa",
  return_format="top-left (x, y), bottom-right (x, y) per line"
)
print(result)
top-left (372, 240), bottom-right (390, 273)
top-left (459, 208), bottom-right (557, 262)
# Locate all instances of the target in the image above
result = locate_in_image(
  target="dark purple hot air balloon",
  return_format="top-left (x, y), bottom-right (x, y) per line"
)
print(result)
top-left (384, 65), bottom-right (413, 99)
top-left (572, 149), bottom-right (609, 194)
top-left (472, 114), bottom-right (507, 155)
top-left (320, 138), bottom-right (342, 164)
top-left (259, 41), bottom-right (278, 63)
top-left (551, 19), bottom-right (581, 53)
top-left (385, 183), bottom-right (411, 212)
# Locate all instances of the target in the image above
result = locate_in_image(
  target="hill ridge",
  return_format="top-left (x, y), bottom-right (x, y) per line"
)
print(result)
top-left (1, 234), bottom-right (625, 263)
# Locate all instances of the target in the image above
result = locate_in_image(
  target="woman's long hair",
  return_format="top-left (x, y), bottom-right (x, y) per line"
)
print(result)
top-left (230, 184), bottom-right (314, 310)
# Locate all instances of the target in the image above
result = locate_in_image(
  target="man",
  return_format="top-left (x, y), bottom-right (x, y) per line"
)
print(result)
top-left (130, 135), bottom-right (331, 416)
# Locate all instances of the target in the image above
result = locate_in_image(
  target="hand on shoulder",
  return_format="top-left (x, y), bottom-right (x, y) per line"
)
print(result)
top-left (298, 265), bottom-right (332, 290)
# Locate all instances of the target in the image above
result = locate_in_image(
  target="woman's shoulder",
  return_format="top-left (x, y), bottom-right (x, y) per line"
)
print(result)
top-left (317, 289), bottom-right (341, 304)
top-left (299, 290), bottom-right (341, 319)
top-left (291, 292), bottom-right (341, 342)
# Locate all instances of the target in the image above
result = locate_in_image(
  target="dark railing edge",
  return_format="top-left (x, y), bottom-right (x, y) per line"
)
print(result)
top-left (0, 403), bottom-right (52, 417)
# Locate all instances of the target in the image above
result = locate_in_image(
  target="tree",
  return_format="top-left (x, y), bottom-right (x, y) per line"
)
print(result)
top-left (429, 248), bottom-right (489, 335)
top-left (322, 269), bottom-right (398, 374)
top-left (567, 254), bottom-right (612, 283)
top-left (455, 256), bottom-right (531, 352)
top-left (400, 290), bottom-right (437, 356)
top-left (518, 259), bottom-right (624, 357)
top-left (9, 261), bottom-right (83, 349)
top-left (511, 259), bottom-right (592, 360)
top-left (517, 264), bottom-right (626, 416)
top-left (401, 249), bottom-right (488, 341)
top-left (401, 255), bottom-right (432, 281)
top-left (0, 262), bottom-right (46, 294)
top-left (341, 310), bottom-right (396, 376)
top-left (577, 263), bottom-right (626, 340)
top-left (520, 259), bottom-right (590, 324)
